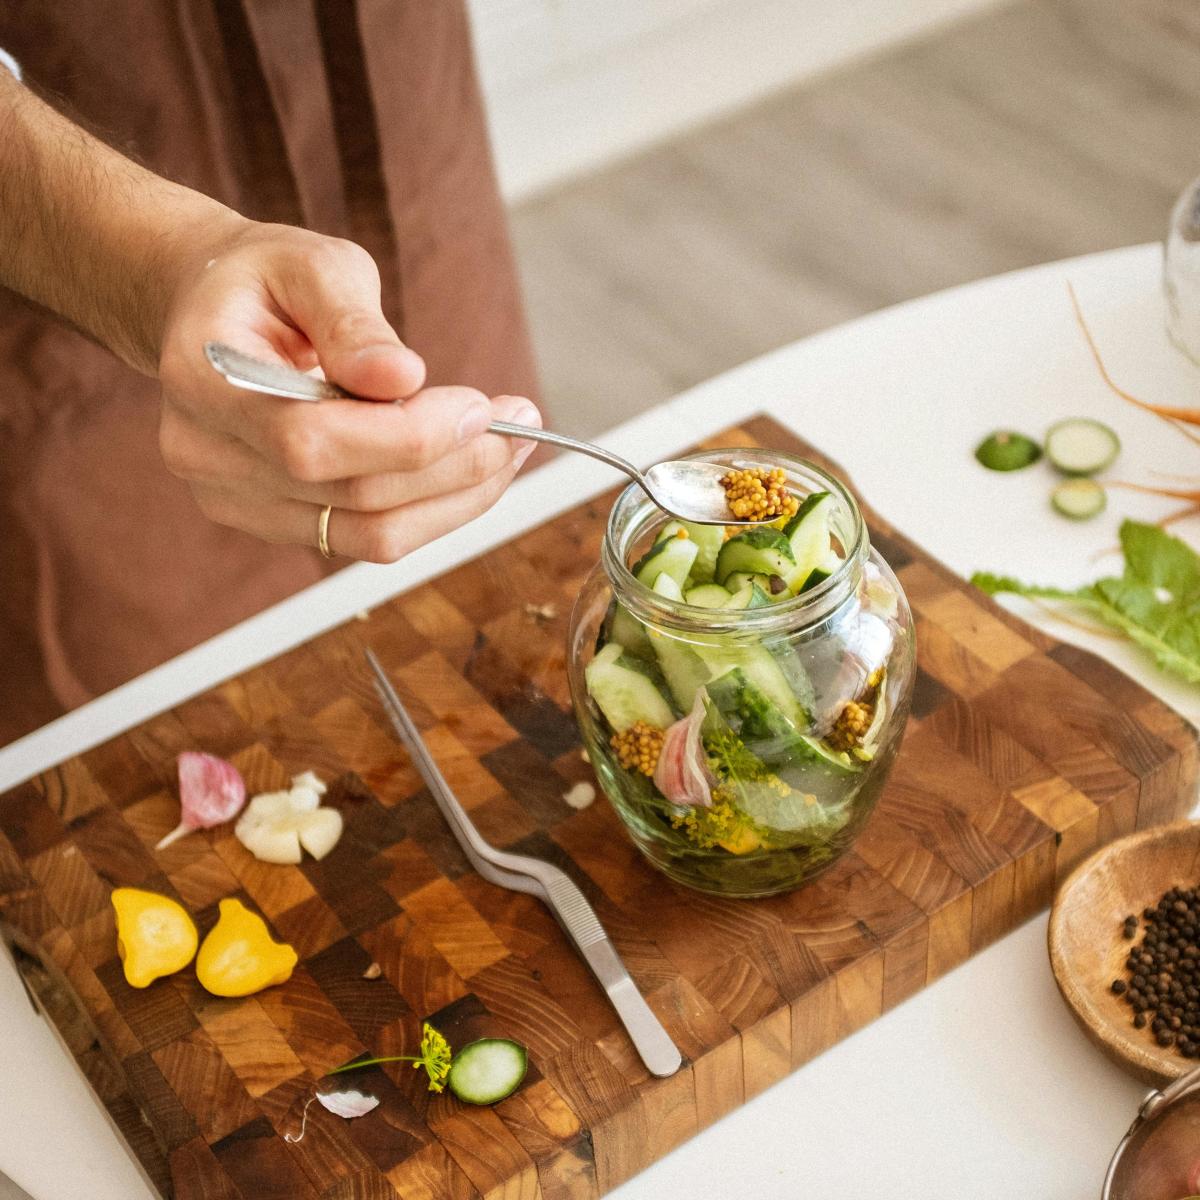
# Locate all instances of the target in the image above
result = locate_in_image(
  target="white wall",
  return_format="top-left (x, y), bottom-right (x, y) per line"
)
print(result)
top-left (468, 0), bottom-right (1006, 204)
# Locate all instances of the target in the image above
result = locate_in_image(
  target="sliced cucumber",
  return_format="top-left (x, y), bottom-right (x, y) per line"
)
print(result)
top-left (974, 430), bottom-right (1042, 472)
top-left (650, 572), bottom-right (684, 601)
top-left (1051, 478), bottom-right (1106, 520)
top-left (606, 602), bottom-right (653, 661)
top-left (725, 582), bottom-right (772, 610)
top-left (633, 534), bottom-right (698, 589)
top-left (648, 573), bottom-right (713, 710)
top-left (723, 571), bottom-right (773, 595)
top-left (684, 583), bottom-right (734, 609)
top-left (714, 528), bottom-right (796, 587)
top-left (782, 491), bottom-right (835, 593)
top-left (584, 642), bottom-right (674, 731)
top-left (447, 1038), bottom-right (528, 1105)
top-left (679, 521), bottom-right (725, 585)
top-left (705, 666), bottom-right (846, 772)
top-left (693, 642), bottom-right (807, 729)
top-left (1045, 418), bottom-right (1120, 476)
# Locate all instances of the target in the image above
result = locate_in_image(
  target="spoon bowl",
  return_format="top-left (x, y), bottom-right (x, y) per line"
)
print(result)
top-left (204, 342), bottom-right (771, 526)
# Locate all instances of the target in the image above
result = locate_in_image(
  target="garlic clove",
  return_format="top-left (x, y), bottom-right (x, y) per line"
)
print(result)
top-left (242, 824), bottom-right (303, 864)
top-left (298, 808), bottom-right (344, 860)
top-left (288, 787), bottom-right (322, 815)
top-left (292, 771), bottom-right (326, 796)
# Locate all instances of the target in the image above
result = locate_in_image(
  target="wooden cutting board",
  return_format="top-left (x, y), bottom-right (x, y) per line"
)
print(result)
top-left (1, 417), bottom-right (1196, 1200)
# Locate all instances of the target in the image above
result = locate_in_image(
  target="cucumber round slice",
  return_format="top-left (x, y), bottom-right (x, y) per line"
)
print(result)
top-left (447, 1038), bottom-right (528, 1105)
top-left (1051, 478), bottom-right (1106, 520)
top-left (1044, 418), bottom-right (1120, 476)
top-left (974, 431), bottom-right (1041, 472)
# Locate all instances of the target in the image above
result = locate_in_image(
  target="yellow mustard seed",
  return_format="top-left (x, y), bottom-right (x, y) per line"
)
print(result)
top-left (611, 722), bottom-right (665, 776)
top-left (828, 699), bottom-right (873, 752)
top-left (719, 467), bottom-right (800, 522)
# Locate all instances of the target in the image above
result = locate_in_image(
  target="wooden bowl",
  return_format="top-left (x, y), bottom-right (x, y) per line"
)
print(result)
top-left (1049, 820), bottom-right (1200, 1088)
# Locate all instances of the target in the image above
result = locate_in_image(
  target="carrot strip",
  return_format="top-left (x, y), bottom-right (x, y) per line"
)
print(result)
top-left (1107, 481), bottom-right (1200, 502)
top-left (1068, 282), bottom-right (1200, 443)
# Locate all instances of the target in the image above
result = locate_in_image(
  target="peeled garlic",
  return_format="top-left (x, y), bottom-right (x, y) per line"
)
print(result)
top-left (235, 772), bottom-right (343, 864)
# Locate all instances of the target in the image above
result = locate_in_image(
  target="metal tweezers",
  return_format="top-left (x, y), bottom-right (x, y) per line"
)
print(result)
top-left (365, 649), bottom-right (681, 1078)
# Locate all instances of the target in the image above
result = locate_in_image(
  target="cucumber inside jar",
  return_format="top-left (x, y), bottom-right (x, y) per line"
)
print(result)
top-left (584, 504), bottom-right (902, 885)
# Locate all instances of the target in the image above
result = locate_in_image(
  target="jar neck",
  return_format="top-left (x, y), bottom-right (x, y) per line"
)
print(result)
top-left (601, 451), bottom-right (868, 636)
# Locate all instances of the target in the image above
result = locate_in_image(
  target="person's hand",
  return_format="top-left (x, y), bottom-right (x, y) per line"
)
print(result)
top-left (156, 219), bottom-right (540, 562)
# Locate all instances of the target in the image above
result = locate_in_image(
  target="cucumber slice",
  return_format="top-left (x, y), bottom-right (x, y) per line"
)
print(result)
top-left (679, 521), bottom-right (725, 584)
top-left (723, 571), bottom-right (772, 594)
top-left (693, 642), bottom-right (807, 729)
top-left (584, 642), bottom-right (674, 731)
top-left (447, 1038), bottom-right (528, 1105)
top-left (1051, 478), bottom-right (1106, 520)
top-left (684, 583), bottom-right (734, 609)
top-left (633, 535), bottom-right (698, 589)
top-left (647, 572), bottom-right (712, 710)
top-left (1044, 418), bottom-right (1120, 476)
top-left (974, 430), bottom-right (1042, 472)
top-left (705, 667), bottom-right (847, 772)
top-left (650, 572), bottom-right (684, 601)
top-left (606, 602), bottom-right (653, 661)
top-left (725, 582), bottom-right (772, 610)
top-left (714, 528), bottom-right (796, 587)
top-left (781, 492), bottom-right (834, 593)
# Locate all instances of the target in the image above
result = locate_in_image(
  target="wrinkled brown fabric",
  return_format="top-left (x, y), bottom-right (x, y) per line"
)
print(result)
top-left (0, 1), bottom-right (537, 745)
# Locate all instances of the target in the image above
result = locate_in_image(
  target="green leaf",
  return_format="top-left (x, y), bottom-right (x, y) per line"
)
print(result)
top-left (971, 522), bottom-right (1200, 686)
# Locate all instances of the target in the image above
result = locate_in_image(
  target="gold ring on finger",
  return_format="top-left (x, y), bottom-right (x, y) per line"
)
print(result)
top-left (317, 504), bottom-right (336, 559)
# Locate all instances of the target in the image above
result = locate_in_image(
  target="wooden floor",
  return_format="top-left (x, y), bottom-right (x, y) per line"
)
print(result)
top-left (510, 0), bottom-right (1200, 437)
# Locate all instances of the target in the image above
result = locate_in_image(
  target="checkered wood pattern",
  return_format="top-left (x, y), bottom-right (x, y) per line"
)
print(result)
top-left (0, 418), bottom-right (1195, 1199)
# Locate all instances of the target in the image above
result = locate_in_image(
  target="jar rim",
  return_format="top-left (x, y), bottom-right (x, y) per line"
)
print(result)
top-left (601, 448), bottom-right (868, 634)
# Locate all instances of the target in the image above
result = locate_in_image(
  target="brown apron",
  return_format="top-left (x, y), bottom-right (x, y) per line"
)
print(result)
top-left (0, 1), bottom-right (537, 744)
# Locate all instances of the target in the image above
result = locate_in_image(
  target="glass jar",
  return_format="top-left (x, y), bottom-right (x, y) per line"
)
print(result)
top-left (567, 448), bottom-right (916, 899)
top-left (1165, 174), bottom-right (1200, 366)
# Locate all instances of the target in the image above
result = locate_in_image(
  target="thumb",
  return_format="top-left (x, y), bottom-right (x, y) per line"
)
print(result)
top-left (276, 241), bottom-right (426, 400)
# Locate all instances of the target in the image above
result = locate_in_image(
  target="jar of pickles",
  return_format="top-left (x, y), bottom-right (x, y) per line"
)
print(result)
top-left (567, 449), bottom-right (916, 898)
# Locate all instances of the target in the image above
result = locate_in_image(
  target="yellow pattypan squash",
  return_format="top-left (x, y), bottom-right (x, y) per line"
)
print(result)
top-left (196, 898), bottom-right (298, 997)
top-left (111, 887), bottom-right (198, 988)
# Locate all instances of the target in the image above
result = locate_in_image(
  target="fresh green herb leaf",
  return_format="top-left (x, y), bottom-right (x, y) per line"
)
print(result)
top-left (972, 521), bottom-right (1200, 685)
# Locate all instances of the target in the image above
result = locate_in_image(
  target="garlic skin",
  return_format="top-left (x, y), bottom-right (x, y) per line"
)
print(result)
top-left (235, 772), bottom-right (343, 864)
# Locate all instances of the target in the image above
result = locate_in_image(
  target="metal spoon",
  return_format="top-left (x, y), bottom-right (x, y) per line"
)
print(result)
top-left (204, 341), bottom-right (764, 525)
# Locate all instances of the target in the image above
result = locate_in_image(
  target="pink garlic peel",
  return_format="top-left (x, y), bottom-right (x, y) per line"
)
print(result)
top-left (155, 752), bottom-right (246, 850)
top-left (653, 690), bottom-right (715, 809)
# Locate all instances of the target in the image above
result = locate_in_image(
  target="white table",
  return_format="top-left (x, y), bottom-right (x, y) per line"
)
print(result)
top-left (1, 243), bottom-right (1194, 1199)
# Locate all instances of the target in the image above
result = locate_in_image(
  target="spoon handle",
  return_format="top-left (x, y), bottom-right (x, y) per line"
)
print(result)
top-left (486, 422), bottom-right (643, 484)
top-left (205, 342), bottom-right (648, 486)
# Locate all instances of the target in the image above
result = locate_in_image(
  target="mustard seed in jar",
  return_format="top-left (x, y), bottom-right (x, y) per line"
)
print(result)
top-left (719, 467), bottom-right (800, 522)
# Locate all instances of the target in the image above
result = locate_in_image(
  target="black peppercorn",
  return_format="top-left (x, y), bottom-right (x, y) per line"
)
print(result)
top-left (1112, 979), bottom-right (1128, 995)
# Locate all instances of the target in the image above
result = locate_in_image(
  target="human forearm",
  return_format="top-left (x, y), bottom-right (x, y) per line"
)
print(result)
top-left (0, 71), bottom-right (245, 374)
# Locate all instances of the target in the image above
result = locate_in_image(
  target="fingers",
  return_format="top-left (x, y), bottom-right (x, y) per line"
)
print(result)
top-left (162, 394), bottom-right (541, 510)
top-left (271, 240), bottom-right (426, 399)
top-left (191, 443), bottom-right (525, 562)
